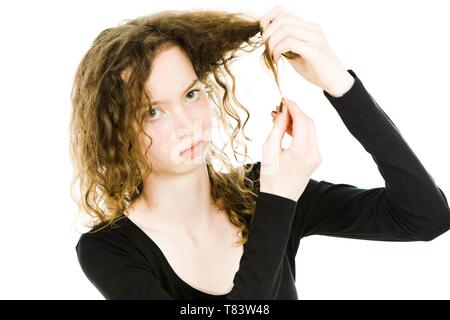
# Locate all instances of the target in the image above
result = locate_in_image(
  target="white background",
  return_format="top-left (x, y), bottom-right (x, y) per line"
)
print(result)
top-left (0, 0), bottom-right (449, 299)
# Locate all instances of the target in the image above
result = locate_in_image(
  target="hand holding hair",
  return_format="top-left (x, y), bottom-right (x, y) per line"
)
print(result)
top-left (260, 96), bottom-right (322, 202)
top-left (259, 5), bottom-right (355, 97)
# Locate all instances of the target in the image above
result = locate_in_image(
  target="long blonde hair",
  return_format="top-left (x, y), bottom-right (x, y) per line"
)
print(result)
top-left (70, 9), bottom-right (283, 246)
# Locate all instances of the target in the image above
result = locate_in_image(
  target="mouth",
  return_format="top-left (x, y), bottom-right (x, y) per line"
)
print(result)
top-left (179, 140), bottom-right (203, 156)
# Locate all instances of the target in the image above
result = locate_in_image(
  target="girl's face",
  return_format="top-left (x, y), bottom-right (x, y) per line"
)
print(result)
top-left (138, 45), bottom-right (213, 175)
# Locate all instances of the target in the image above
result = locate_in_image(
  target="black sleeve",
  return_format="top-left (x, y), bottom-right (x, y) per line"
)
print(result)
top-left (76, 190), bottom-right (298, 300)
top-left (288, 69), bottom-right (450, 254)
top-left (227, 191), bottom-right (297, 299)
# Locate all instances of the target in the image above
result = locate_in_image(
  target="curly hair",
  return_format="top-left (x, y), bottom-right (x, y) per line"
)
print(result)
top-left (70, 9), bottom-right (284, 246)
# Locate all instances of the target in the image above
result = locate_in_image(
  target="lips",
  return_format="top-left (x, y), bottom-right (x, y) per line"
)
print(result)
top-left (180, 140), bottom-right (202, 155)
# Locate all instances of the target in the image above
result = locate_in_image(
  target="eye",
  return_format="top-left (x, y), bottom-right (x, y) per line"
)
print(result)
top-left (148, 108), bottom-right (165, 121)
top-left (186, 89), bottom-right (201, 102)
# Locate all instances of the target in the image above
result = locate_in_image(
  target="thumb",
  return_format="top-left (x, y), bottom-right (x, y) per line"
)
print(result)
top-left (265, 101), bottom-right (289, 150)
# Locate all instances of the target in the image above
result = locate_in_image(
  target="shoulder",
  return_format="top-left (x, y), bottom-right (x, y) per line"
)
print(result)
top-left (77, 216), bottom-right (128, 241)
top-left (75, 217), bottom-right (134, 269)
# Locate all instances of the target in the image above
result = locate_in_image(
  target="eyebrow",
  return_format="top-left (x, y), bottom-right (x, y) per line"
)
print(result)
top-left (150, 79), bottom-right (199, 106)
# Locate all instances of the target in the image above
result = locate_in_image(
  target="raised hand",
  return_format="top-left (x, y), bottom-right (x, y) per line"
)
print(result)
top-left (260, 96), bottom-right (322, 202)
top-left (260, 5), bottom-right (355, 97)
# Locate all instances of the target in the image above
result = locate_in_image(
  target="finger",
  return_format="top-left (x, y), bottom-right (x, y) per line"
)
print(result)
top-left (265, 23), bottom-right (321, 57)
top-left (260, 5), bottom-right (288, 32)
top-left (271, 110), bottom-right (293, 136)
top-left (265, 103), bottom-right (290, 151)
top-left (272, 109), bottom-right (293, 122)
top-left (262, 16), bottom-right (320, 44)
top-left (281, 97), bottom-right (308, 127)
top-left (261, 8), bottom-right (321, 33)
top-left (281, 97), bottom-right (311, 146)
top-left (306, 115), bottom-right (318, 150)
top-left (272, 37), bottom-right (315, 63)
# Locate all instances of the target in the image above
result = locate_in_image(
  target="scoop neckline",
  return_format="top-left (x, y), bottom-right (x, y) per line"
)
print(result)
top-left (123, 215), bottom-right (230, 298)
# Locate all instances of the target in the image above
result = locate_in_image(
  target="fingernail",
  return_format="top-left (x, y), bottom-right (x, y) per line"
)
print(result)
top-left (277, 102), bottom-right (284, 113)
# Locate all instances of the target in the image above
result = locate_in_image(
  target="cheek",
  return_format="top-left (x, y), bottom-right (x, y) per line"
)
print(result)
top-left (190, 107), bottom-right (213, 145)
top-left (142, 127), bottom-right (182, 164)
top-left (139, 127), bottom-right (166, 160)
top-left (198, 104), bottom-right (213, 131)
top-left (202, 105), bottom-right (214, 142)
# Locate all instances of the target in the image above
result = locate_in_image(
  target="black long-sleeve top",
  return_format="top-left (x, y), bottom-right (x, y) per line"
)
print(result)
top-left (75, 69), bottom-right (450, 300)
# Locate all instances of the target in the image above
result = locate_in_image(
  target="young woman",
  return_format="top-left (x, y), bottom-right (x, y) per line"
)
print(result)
top-left (71, 6), bottom-right (450, 299)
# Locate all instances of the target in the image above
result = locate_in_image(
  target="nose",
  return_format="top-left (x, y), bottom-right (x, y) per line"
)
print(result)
top-left (172, 105), bottom-right (199, 141)
top-left (172, 104), bottom-right (193, 130)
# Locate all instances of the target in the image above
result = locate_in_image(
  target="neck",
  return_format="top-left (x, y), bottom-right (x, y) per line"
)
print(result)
top-left (135, 163), bottom-right (219, 233)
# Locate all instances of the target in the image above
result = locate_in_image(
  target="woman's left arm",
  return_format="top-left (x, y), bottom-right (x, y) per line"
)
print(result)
top-left (284, 68), bottom-right (450, 261)
top-left (260, 5), bottom-right (450, 253)
top-left (304, 69), bottom-right (449, 238)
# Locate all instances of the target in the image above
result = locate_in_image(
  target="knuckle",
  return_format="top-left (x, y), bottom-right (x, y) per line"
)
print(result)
top-left (307, 151), bottom-right (322, 166)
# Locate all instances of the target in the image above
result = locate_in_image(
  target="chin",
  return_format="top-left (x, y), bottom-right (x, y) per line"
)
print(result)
top-left (178, 152), bottom-right (207, 168)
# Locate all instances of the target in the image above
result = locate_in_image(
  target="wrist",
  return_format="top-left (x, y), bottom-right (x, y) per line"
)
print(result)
top-left (325, 71), bottom-right (355, 98)
top-left (260, 190), bottom-right (298, 202)
top-left (260, 184), bottom-right (298, 202)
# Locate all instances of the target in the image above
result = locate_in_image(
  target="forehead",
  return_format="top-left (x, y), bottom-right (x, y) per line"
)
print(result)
top-left (146, 45), bottom-right (198, 103)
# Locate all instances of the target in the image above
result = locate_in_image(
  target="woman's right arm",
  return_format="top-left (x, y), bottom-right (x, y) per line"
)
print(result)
top-left (227, 190), bottom-right (297, 299)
